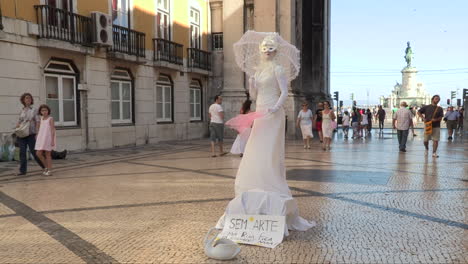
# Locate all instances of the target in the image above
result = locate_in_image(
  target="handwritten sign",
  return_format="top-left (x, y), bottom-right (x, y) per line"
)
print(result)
top-left (217, 214), bottom-right (286, 248)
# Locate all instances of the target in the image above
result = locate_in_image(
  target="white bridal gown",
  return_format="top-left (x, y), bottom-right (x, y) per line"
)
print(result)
top-left (216, 62), bottom-right (315, 234)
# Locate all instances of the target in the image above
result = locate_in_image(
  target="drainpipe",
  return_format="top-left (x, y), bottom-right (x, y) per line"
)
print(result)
top-left (79, 56), bottom-right (90, 150)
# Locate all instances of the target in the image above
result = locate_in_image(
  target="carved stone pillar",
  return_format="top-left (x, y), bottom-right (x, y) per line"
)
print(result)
top-left (220, 0), bottom-right (247, 135)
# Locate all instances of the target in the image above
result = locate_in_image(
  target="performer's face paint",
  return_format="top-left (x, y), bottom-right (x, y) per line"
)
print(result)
top-left (259, 36), bottom-right (278, 60)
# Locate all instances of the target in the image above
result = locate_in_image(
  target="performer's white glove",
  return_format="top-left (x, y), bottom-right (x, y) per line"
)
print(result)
top-left (268, 107), bottom-right (279, 113)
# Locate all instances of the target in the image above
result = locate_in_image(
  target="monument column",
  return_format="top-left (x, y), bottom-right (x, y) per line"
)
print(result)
top-left (209, 1), bottom-right (224, 101)
top-left (254, 0), bottom-right (277, 32)
top-left (401, 67), bottom-right (418, 98)
top-left (221, 0), bottom-right (247, 126)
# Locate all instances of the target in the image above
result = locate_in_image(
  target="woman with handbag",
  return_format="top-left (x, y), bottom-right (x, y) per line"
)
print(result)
top-left (14, 93), bottom-right (45, 175)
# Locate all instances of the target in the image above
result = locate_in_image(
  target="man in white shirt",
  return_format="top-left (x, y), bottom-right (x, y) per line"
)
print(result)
top-left (393, 101), bottom-right (413, 152)
top-left (208, 95), bottom-right (227, 157)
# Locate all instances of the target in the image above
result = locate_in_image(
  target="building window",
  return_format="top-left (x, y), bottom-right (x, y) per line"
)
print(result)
top-left (189, 7), bottom-right (200, 49)
top-left (44, 60), bottom-right (78, 127)
top-left (156, 75), bottom-right (173, 122)
top-left (244, 2), bottom-right (254, 31)
top-left (112, 0), bottom-right (129, 28)
top-left (46, 0), bottom-right (70, 10)
top-left (0, 1), bottom-right (3, 31)
top-left (111, 69), bottom-right (133, 124)
top-left (212, 33), bottom-right (223, 50)
top-left (189, 80), bottom-right (202, 121)
top-left (156, 0), bottom-right (170, 40)
top-left (45, 0), bottom-right (71, 29)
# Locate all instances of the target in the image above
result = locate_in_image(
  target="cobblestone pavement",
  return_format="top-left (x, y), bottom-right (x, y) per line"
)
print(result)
top-left (0, 129), bottom-right (467, 263)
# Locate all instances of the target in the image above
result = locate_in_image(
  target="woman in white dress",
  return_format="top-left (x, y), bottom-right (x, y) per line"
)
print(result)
top-left (342, 111), bottom-right (350, 138)
top-left (361, 109), bottom-right (369, 137)
top-left (217, 33), bottom-right (315, 233)
top-left (321, 101), bottom-right (336, 150)
top-left (296, 102), bottom-right (314, 149)
top-left (230, 100), bottom-right (252, 157)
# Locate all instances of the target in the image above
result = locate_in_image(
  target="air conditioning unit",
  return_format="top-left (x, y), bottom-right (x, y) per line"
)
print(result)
top-left (91, 12), bottom-right (113, 46)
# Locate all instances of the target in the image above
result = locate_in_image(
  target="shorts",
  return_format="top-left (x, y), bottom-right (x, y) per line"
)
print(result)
top-left (424, 127), bottom-right (440, 142)
top-left (446, 120), bottom-right (457, 130)
top-left (315, 121), bottom-right (322, 131)
top-left (209, 123), bottom-right (224, 142)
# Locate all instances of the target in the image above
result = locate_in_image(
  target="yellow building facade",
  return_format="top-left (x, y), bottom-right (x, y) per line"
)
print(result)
top-left (0, 0), bottom-right (213, 150)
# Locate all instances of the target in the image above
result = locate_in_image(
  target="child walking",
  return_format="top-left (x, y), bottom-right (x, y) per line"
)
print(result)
top-left (230, 100), bottom-right (252, 157)
top-left (35, 104), bottom-right (56, 176)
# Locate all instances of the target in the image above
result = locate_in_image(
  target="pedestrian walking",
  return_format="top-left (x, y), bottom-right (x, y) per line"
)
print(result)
top-left (410, 106), bottom-right (417, 137)
top-left (231, 100), bottom-right (252, 157)
top-left (296, 102), bottom-right (314, 149)
top-left (418, 95), bottom-right (444, 158)
top-left (366, 109), bottom-right (373, 136)
top-left (361, 109), bottom-right (369, 138)
top-left (35, 104), bottom-right (56, 176)
top-left (209, 95), bottom-right (227, 157)
top-left (444, 106), bottom-right (460, 140)
top-left (376, 105), bottom-right (386, 131)
top-left (372, 107), bottom-right (378, 125)
top-left (351, 108), bottom-right (361, 139)
top-left (393, 101), bottom-right (413, 152)
top-left (457, 107), bottom-right (464, 135)
top-left (321, 101), bottom-right (336, 150)
top-left (14, 93), bottom-right (45, 176)
top-left (313, 102), bottom-right (324, 143)
top-left (342, 111), bottom-right (350, 138)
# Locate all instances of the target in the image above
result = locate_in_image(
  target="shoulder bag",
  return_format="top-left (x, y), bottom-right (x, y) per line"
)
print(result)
top-left (14, 121), bottom-right (30, 138)
top-left (424, 106), bottom-right (439, 135)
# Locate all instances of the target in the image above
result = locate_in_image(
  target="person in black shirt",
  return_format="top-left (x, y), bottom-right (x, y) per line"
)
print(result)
top-left (418, 95), bottom-right (444, 158)
top-left (376, 105), bottom-right (386, 131)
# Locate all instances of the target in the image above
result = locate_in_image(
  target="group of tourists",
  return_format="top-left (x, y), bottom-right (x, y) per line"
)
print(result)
top-left (393, 95), bottom-right (464, 157)
top-left (208, 93), bottom-right (464, 160)
top-left (296, 101), bottom-right (336, 150)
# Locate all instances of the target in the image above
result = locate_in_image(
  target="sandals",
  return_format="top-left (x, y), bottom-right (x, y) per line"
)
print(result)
top-left (211, 152), bottom-right (228, 158)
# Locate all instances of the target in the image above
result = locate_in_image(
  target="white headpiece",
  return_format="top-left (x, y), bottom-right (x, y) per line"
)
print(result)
top-left (259, 35), bottom-right (279, 53)
top-left (233, 31), bottom-right (300, 81)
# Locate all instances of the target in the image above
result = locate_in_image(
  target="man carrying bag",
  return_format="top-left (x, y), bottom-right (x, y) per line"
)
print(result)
top-left (418, 95), bottom-right (444, 158)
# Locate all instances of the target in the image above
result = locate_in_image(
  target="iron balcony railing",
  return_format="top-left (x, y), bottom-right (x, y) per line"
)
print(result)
top-left (153, 38), bottom-right (183, 65)
top-left (34, 5), bottom-right (92, 45)
top-left (111, 25), bottom-right (145, 58)
top-left (212, 32), bottom-right (223, 50)
top-left (187, 48), bottom-right (211, 71)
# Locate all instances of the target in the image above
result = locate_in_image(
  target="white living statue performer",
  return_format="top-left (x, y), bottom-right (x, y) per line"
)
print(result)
top-left (216, 32), bottom-right (315, 234)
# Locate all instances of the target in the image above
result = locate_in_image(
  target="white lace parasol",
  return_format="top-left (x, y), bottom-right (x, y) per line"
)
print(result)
top-left (233, 30), bottom-right (300, 81)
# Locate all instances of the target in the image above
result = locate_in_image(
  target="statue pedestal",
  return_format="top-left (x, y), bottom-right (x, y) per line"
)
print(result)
top-left (401, 67), bottom-right (418, 98)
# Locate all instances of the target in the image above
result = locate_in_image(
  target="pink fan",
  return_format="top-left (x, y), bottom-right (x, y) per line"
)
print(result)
top-left (226, 111), bottom-right (265, 134)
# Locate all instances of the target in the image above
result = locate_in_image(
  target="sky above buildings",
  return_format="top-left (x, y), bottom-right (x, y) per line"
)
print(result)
top-left (331, 0), bottom-right (468, 106)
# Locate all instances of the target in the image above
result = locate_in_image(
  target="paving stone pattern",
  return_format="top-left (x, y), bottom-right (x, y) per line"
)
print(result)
top-left (0, 129), bottom-right (467, 263)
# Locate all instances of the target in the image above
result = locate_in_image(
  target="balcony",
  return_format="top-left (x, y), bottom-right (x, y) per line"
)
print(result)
top-left (34, 5), bottom-right (92, 46)
top-left (187, 48), bottom-right (211, 72)
top-left (153, 38), bottom-right (183, 65)
top-left (110, 25), bottom-right (145, 58)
